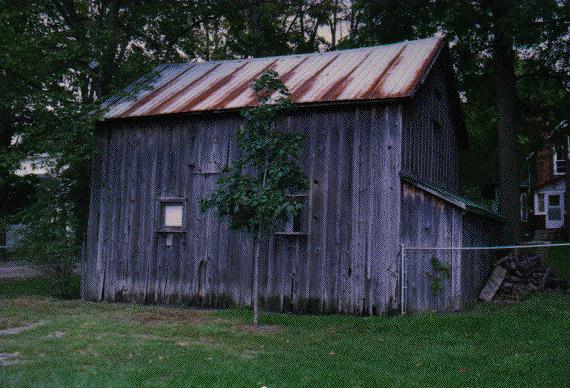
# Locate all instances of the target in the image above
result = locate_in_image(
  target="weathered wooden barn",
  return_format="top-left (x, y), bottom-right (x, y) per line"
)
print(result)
top-left (85, 36), bottom-right (502, 315)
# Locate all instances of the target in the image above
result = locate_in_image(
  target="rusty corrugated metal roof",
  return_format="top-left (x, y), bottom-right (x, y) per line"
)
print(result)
top-left (104, 37), bottom-right (444, 119)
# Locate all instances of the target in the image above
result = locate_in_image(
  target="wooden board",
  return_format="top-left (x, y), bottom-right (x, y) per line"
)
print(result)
top-left (479, 266), bottom-right (507, 302)
top-left (85, 103), bottom-right (405, 314)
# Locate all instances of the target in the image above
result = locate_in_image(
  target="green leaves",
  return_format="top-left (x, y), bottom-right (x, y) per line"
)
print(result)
top-left (428, 256), bottom-right (452, 296)
top-left (201, 69), bottom-right (308, 235)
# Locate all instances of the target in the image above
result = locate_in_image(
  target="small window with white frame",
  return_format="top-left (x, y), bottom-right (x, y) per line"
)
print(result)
top-left (553, 143), bottom-right (567, 175)
top-left (158, 198), bottom-right (186, 232)
top-left (534, 192), bottom-right (546, 215)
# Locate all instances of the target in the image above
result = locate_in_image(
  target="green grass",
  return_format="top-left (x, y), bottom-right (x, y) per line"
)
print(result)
top-left (0, 276), bottom-right (79, 298)
top-left (544, 244), bottom-right (570, 279)
top-left (0, 279), bottom-right (568, 387)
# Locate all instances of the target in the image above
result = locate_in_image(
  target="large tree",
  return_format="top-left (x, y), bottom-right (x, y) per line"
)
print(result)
top-left (347, 0), bottom-right (570, 242)
top-left (2, 0), bottom-right (223, 266)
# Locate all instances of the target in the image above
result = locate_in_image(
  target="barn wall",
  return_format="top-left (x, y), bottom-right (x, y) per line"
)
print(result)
top-left (400, 182), bottom-right (462, 312)
top-left (460, 214), bottom-right (502, 305)
top-left (401, 57), bottom-right (461, 193)
top-left (400, 182), bottom-right (502, 312)
top-left (85, 103), bottom-right (403, 314)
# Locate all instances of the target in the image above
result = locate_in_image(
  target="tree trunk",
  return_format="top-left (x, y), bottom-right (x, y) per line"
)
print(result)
top-left (330, 0), bottom-right (339, 50)
top-left (490, 2), bottom-right (521, 243)
top-left (250, 0), bottom-right (263, 57)
top-left (251, 153), bottom-right (269, 325)
top-left (252, 230), bottom-right (261, 325)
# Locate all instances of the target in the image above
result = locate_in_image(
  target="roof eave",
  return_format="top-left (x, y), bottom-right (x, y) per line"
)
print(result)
top-left (401, 174), bottom-right (504, 222)
top-left (100, 96), bottom-right (408, 123)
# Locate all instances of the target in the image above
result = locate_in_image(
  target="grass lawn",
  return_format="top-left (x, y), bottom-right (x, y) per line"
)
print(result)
top-left (0, 278), bottom-right (569, 387)
top-left (0, 275), bottom-right (80, 298)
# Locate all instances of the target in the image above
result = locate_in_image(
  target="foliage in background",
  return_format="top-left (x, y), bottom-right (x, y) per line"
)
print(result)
top-left (201, 69), bottom-right (308, 324)
top-left (1, 0), bottom-right (568, 273)
top-left (12, 177), bottom-right (79, 298)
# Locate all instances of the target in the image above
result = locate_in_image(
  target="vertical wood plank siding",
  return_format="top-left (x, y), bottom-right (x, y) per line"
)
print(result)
top-left (400, 183), bottom-right (462, 312)
top-left (400, 183), bottom-right (502, 312)
top-left (401, 58), bottom-right (460, 193)
top-left (460, 214), bottom-right (502, 305)
top-left (85, 104), bottom-right (402, 314)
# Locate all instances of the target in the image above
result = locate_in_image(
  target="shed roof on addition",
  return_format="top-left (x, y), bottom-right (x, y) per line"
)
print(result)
top-left (103, 37), bottom-right (445, 119)
top-left (402, 175), bottom-right (505, 222)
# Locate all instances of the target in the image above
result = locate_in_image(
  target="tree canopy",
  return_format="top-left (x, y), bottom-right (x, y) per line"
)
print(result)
top-left (0, 0), bottom-right (567, 263)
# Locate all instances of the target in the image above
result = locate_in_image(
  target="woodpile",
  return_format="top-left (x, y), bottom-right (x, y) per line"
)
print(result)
top-left (479, 250), bottom-right (570, 302)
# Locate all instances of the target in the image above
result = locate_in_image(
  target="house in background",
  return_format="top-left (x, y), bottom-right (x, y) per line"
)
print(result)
top-left (522, 134), bottom-right (569, 240)
top-left (85, 36), bottom-right (502, 315)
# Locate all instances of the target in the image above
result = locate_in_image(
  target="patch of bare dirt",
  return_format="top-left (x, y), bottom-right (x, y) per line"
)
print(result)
top-left (0, 352), bottom-right (21, 366)
top-left (7, 297), bottom-right (52, 308)
top-left (240, 349), bottom-right (263, 359)
top-left (236, 324), bottom-right (284, 334)
top-left (46, 331), bottom-right (66, 339)
top-left (113, 307), bottom-right (210, 324)
top-left (324, 325), bottom-right (339, 335)
top-left (0, 321), bottom-right (46, 336)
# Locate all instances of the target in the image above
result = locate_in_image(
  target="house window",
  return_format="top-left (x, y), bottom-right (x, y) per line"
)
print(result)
top-left (534, 193), bottom-right (546, 215)
top-left (553, 146), bottom-right (566, 175)
top-left (159, 199), bottom-right (185, 231)
top-left (520, 192), bottom-right (528, 222)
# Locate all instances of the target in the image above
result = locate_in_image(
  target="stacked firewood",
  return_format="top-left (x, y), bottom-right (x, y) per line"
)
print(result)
top-left (479, 250), bottom-right (570, 302)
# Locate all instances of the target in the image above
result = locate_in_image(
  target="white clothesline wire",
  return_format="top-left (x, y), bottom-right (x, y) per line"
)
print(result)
top-left (402, 242), bottom-right (570, 251)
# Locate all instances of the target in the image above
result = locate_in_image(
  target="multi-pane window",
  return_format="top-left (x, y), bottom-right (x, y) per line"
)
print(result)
top-left (553, 137), bottom-right (569, 175)
top-left (553, 146), bottom-right (566, 175)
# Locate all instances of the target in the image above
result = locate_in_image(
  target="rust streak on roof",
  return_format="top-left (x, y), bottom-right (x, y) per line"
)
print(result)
top-left (290, 54), bottom-right (341, 102)
top-left (400, 38), bottom-right (443, 97)
top-left (178, 62), bottom-right (250, 112)
top-left (148, 63), bottom-right (223, 115)
top-left (119, 64), bottom-right (197, 118)
top-left (103, 37), bottom-right (446, 119)
top-left (360, 44), bottom-right (407, 100)
top-left (319, 51), bottom-right (373, 102)
top-left (280, 56), bottom-right (310, 83)
top-left (213, 60), bottom-right (278, 110)
top-left (245, 56), bottom-right (310, 106)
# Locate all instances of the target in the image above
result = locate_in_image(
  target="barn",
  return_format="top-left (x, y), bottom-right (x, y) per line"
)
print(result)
top-left (85, 36), bottom-right (502, 315)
